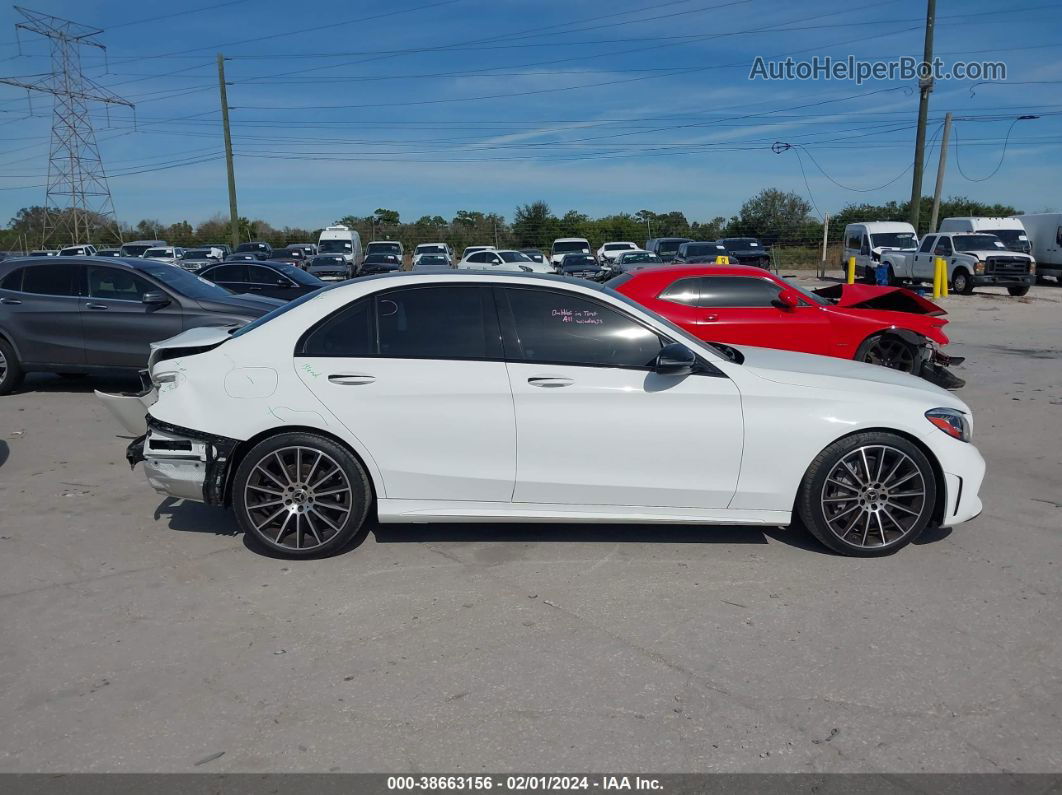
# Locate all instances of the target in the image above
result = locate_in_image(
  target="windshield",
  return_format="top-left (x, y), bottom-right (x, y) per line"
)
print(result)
top-left (183, 249), bottom-right (215, 259)
top-left (416, 245), bottom-right (446, 254)
top-left (310, 256), bottom-right (345, 267)
top-left (780, 277), bottom-right (831, 306)
top-left (270, 262), bottom-right (323, 286)
top-left (499, 251), bottom-right (532, 262)
top-left (685, 243), bottom-right (724, 256)
top-left (985, 229), bottom-right (1029, 250)
top-left (121, 244), bottom-right (154, 257)
top-left (870, 232), bottom-right (917, 249)
top-left (721, 238), bottom-right (761, 249)
top-left (417, 255), bottom-right (448, 264)
top-left (953, 234), bottom-right (1005, 252)
top-left (237, 243), bottom-right (268, 252)
top-left (656, 239), bottom-right (688, 255)
top-left (144, 249), bottom-right (171, 258)
top-left (139, 262), bottom-right (235, 301)
top-left (368, 243), bottom-right (401, 254)
top-left (604, 243), bottom-right (635, 251)
top-left (621, 253), bottom-right (660, 264)
top-left (563, 255), bottom-right (597, 267)
top-left (319, 239), bottom-right (352, 254)
top-left (553, 241), bottom-right (590, 253)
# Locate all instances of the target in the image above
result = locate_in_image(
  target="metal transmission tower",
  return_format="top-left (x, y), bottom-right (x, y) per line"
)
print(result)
top-left (0, 6), bottom-right (134, 246)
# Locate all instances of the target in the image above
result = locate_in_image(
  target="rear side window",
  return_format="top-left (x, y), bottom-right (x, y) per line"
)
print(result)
top-left (693, 276), bottom-right (781, 308)
top-left (207, 264), bottom-right (247, 282)
top-left (376, 286), bottom-right (496, 359)
top-left (299, 285), bottom-right (499, 360)
top-left (1, 269), bottom-right (22, 291)
top-left (658, 278), bottom-right (700, 305)
top-left (248, 265), bottom-right (285, 285)
top-left (21, 264), bottom-right (81, 296)
top-left (500, 286), bottom-right (662, 369)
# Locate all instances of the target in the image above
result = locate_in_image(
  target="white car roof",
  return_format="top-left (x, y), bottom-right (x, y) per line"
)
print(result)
top-left (848, 222), bottom-right (916, 233)
top-left (553, 237), bottom-right (589, 243)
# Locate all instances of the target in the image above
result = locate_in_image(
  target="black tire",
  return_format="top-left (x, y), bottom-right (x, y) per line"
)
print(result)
top-left (1007, 285), bottom-right (1030, 297)
top-left (0, 337), bottom-right (25, 395)
top-left (232, 432), bottom-right (371, 558)
top-left (952, 268), bottom-right (974, 295)
top-left (796, 432), bottom-right (938, 557)
top-left (855, 333), bottom-right (918, 374)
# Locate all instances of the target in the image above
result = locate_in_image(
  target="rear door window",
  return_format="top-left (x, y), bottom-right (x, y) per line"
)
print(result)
top-left (693, 276), bottom-right (781, 308)
top-left (21, 263), bottom-right (82, 296)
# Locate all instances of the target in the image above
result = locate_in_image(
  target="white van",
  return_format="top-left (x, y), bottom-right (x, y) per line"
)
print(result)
top-left (841, 222), bottom-right (918, 280)
top-left (1014, 213), bottom-right (1062, 281)
top-left (939, 217), bottom-right (1031, 255)
top-left (317, 225), bottom-right (363, 272)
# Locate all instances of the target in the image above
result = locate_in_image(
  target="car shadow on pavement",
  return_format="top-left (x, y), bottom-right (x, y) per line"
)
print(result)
top-left (0, 439), bottom-right (8, 469)
top-left (20, 372), bottom-right (142, 394)
top-left (152, 503), bottom-right (955, 559)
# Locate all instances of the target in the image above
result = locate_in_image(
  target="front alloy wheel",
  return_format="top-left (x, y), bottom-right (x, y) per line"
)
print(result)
top-left (233, 433), bottom-right (371, 557)
top-left (797, 432), bottom-right (937, 556)
top-left (859, 334), bottom-right (917, 373)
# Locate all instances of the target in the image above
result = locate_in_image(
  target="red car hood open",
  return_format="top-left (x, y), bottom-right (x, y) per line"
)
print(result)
top-left (813, 283), bottom-right (945, 316)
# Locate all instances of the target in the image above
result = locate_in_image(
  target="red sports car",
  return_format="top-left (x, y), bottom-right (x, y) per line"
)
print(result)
top-left (610, 265), bottom-right (963, 388)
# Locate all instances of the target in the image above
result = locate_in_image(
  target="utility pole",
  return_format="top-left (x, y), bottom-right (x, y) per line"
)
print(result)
top-left (907, 0), bottom-right (936, 234)
top-left (928, 112), bottom-right (952, 234)
top-left (217, 53), bottom-right (239, 251)
top-left (819, 212), bottom-right (829, 279)
top-left (0, 7), bottom-right (133, 247)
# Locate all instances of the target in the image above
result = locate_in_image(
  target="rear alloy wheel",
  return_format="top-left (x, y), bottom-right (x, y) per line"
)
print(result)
top-left (951, 268), bottom-right (974, 295)
top-left (1008, 285), bottom-right (1030, 297)
top-left (797, 432), bottom-right (937, 556)
top-left (0, 338), bottom-right (24, 395)
top-left (233, 433), bottom-right (371, 557)
top-left (856, 334), bottom-right (918, 374)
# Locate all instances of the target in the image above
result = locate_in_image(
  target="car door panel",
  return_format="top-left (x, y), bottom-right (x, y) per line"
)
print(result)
top-left (293, 284), bottom-right (516, 502)
top-left (81, 266), bottom-right (183, 368)
top-left (0, 262), bottom-right (84, 365)
top-left (497, 285), bottom-right (743, 509)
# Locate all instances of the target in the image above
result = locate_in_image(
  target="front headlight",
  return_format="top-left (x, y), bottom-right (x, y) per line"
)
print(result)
top-left (925, 408), bottom-right (971, 442)
top-left (974, 261), bottom-right (985, 273)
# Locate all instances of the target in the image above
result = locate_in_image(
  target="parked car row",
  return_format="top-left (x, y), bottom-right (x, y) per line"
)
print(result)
top-left (841, 215), bottom-right (1055, 295)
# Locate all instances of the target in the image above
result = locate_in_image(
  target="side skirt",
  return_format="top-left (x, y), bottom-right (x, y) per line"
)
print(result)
top-left (377, 499), bottom-right (790, 526)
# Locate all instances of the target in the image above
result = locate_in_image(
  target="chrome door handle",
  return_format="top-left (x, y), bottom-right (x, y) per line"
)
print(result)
top-left (328, 374), bottom-right (375, 385)
top-left (527, 376), bottom-right (574, 388)
top-left (86, 303), bottom-right (109, 310)
top-left (0, 297), bottom-right (21, 305)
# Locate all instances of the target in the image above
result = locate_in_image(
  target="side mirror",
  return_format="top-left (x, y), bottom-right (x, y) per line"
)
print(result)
top-left (654, 342), bottom-right (696, 375)
top-left (773, 289), bottom-right (800, 310)
top-left (141, 291), bottom-right (169, 306)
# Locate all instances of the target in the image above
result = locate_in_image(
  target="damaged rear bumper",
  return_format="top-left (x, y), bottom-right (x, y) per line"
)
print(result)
top-left (127, 417), bottom-right (239, 506)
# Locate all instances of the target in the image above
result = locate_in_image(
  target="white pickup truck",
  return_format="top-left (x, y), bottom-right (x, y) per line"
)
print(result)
top-left (880, 232), bottom-right (1035, 296)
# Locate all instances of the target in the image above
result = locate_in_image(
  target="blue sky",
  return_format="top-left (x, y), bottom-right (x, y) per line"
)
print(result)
top-left (0, 0), bottom-right (1060, 229)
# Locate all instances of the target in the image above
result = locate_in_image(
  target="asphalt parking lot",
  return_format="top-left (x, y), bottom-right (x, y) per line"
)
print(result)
top-left (0, 278), bottom-right (1059, 773)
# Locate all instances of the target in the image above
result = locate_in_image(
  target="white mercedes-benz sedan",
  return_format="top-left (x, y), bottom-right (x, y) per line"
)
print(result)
top-left (98, 272), bottom-right (984, 559)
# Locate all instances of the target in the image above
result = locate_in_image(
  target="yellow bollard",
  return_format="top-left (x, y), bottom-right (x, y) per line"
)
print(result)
top-left (715, 255), bottom-right (728, 265)
top-left (847, 255), bottom-right (856, 284)
top-left (933, 257), bottom-right (944, 299)
top-left (940, 259), bottom-right (949, 298)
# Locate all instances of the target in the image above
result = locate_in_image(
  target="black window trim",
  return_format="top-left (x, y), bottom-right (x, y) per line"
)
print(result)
top-left (3, 261), bottom-right (86, 298)
top-left (295, 283), bottom-right (505, 362)
top-left (494, 284), bottom-right (724, 377)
